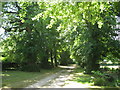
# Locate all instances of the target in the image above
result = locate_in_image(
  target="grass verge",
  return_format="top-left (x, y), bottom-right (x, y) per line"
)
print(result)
top-left (69, 67), bottom-right (120, 88)
top-left (1, 67), bottom-right (62, 88)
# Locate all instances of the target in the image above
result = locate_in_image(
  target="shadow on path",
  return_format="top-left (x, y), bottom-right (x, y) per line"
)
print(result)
top-left (26, 64), bottom-right (76, 88)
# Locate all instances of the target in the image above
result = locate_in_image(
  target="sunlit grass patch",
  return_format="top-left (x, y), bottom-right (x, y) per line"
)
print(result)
top-left (2, 67), bottom-right (62, 88)
top-left (73, 75), bottom-right (94, 87)
top-left (70, 66), bottom-right (120, 88)
top-left (70, 67), bottom-right (94, 85)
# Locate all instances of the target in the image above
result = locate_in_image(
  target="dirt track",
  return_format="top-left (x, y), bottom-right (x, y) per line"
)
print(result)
top-left (26, 64), bottom-right (100, 88)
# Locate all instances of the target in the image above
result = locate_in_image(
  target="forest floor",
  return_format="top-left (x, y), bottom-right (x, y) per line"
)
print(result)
top-left (26, 64), bottom-right (100, 88)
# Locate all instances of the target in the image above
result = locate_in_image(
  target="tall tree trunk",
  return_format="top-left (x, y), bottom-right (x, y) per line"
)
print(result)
top-left (54, 51), bottom-right (58, 67)
top-left (41, 49), bottom-right (49, 69)
top-left (50, 49), bottom-right (54, 68)
top-left (53, 44), bottom-right (58, 67)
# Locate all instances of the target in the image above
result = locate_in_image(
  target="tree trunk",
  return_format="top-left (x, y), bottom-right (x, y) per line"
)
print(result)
top-left (50, 50), bottom-right (54, 68)
top-left (54, 52), bottom-right (58, 67)
top-left (53, 46), bottom-right (58, 67)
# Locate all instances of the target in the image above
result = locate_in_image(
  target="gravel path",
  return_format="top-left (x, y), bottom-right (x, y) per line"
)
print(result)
top-left (25, 65), bottom-right (76, 88)
top-left (25, 65), bottom-right (99, 88)
top-left (26, 70), bottom-right (65, 88)
top-left (42, 69), bottom-right (74, 88)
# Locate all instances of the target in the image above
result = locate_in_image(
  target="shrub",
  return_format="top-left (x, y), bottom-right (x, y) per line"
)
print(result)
top-left (104, 74), bottom-right (114, 82)
top-left (2, 61), bottom-right (19, 70)
top-left (93, 77), bottom-right (107, 86)
top-left (116, 80), bottom-right (120, 86)
top-left (92, 70), bottom-right (116, 86)
top-left (59, 50), bottom-right (71, 66)
top-left (92, 71), bottom-right (104, 77)
top-left (40, 62), bottom-right (53, 69)
top-left (21, 64), bottom-right (41, 72)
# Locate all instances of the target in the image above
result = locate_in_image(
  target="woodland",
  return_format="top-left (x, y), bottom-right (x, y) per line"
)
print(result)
top-left (0, 1), bottom-right (120, 88)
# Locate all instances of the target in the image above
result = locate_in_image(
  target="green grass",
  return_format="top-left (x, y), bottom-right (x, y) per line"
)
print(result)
top-left (70, 67), bottom-right (120, 88)
top-left (70, 68), bottom-right (94, 85)
top-left (2, 67), bottom-right (62, 88)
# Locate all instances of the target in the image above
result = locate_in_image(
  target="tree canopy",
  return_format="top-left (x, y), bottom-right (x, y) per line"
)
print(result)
top-left (1, 1), bottom-right (120, 73)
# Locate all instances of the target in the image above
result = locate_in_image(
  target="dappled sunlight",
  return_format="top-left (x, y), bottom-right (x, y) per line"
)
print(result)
top-left (44, 73), bottom-right (51, 75)
top-left (2, 82), bottom-right (12, 88)
top-left (1, 74), bottom-right (10, 77)
top-left (26, 66), bottom-right (104, 88)
top-left (100, 66), bottom-right (119, 69)
top-left (40, 68), bottom-right (101, 88)
top-left (63, 81), bottom-right (100, 88)
top-left (75, 72), bottom-right (84, 76)
top-left (41, 70), bottom-right (74, 88)
top-left (61, 67), bottom-right (104, 88)
top-left (2, 68), bottom-right (61, 88)
top-left (70, 71), bottom-right (95, 85)
top-left (71, 75), bottom-right (93, 84)
top-left (58, 64), bottom-right (77, 69)
top-left (1, 1), bottom-right (119, 89)
top-left (23, 80), bottom-right (35, 83)
top-left (2, 86), bottom-right (11, 88)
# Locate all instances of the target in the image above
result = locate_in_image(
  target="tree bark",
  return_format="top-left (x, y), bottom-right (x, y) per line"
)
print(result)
top-left (54, 47), bottom-right (58, 67)
top-left (50, 49), bottom-right (54, 68)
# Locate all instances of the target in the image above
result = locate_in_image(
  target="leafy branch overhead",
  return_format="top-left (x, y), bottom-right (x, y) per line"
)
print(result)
top-left (1, 2), bottom-right (120, 73)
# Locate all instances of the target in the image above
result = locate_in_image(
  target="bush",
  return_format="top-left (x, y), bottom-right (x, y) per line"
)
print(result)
top-left (41, 62), bottom-right (53, 69)
top-left (59, 50), bottom-right (71, 66)
top-left (68, 59), bottom-right (76, 64)
top-left (116, 80), bottom-right (120, 86)
top-left (93, 77), bottom-right (107, 86)
top-left (92, 71), bottom-right (104, 77)
top-left (104, 74), bottom-right (114, 82)
top-left (92, 70), bottom-right (117, 86)
top-left (21, 64), bottom-right (41, 72)
top-left (2, 61), bottom-right (19, 70)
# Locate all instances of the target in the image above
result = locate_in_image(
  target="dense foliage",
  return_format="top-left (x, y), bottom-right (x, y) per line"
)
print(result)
top-left (1, 2), bottom-right (120, 73)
